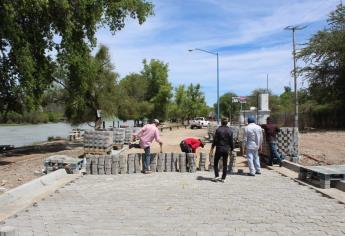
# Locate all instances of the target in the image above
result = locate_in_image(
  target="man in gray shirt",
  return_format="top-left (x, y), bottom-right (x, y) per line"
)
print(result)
top-left (244, 116), bottom-right (263, 176)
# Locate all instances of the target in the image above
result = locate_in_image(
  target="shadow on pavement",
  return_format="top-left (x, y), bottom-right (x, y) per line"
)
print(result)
top-left (196, 176), bottom-right (215, 182)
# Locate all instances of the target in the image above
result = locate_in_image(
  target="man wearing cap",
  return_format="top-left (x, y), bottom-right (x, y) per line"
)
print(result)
top-left (180, 138), bottom-right (205, 153)
top-left (131, 119), bottom-right (163, 174)
top-left (209, 118), bottom-right (234, 182)
top-left (244, 116), bottom-right (263, 176)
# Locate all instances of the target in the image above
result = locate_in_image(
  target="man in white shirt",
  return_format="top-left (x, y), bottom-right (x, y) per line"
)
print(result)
top-left (244, 116), bottom-right (263, 176)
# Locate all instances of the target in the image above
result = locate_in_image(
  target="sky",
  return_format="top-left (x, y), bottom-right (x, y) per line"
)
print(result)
top-left (95, 0), bottom-right (340, 106)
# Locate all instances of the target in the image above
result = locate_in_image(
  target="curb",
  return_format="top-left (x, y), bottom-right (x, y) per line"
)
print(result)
top-left (0, 169), bottom-right (81, 221)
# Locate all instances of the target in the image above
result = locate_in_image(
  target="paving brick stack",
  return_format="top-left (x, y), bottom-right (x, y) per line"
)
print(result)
top-left (84, 131), bottom-right (113, 154)
top-left (85, 155), bottom-right (92, 174)
top-left (187, 153), bottom-right (196, 173)
top-left (104, 155), bottom-right (112, 175)
top-left (127, 154), bottom-right (135, 174)
top-left (97, 155), bottom-right (105, 175)
top-left (171, 153), bottom-right (179, 172)
top-left (91, 157), bottom-right (98, 174)
top-left (157, 153), bottom-right (165, 172)
top-left (111, 154), bottom-right (119, 174)
top-left (199, 152), bottom-right (206, 171)
top-left (179, 153), bottom-right (187, 172)
top-left (165, 153), bottom-right (172, 172)
top-left (113, 128), bottom-right (125, 145)
top-left (124, 128), bottom-right (133, 144)
top-left (119, 154), bottom-right (127, 174)
top-left (150, 153), bottom-right (157, 172)
top-left (134, 153), bottom-right (142, 173)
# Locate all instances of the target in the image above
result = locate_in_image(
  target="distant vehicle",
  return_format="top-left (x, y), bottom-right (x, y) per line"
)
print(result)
top-left (190, 117), bottom-right (210, 129)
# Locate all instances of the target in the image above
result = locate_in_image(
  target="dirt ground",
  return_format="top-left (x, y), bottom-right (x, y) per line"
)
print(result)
top-left (299, 131), bottom-right (345, 166)
top-left (1, 128), bottom-right (345, 193)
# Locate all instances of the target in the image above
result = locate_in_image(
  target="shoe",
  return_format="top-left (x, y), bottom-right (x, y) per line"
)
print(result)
top-left (219, 178), bottom-right (225, 183)
top-left (279, 161), bottom-right (283, 167)
top-left (212, 177), bottom-right (221, 182)
top-left (247, 173), bottom-right (255, 176)
top-left (255, 171), bottom-right (261, 175)
top-left (144, 170), bottom-right (152, 174)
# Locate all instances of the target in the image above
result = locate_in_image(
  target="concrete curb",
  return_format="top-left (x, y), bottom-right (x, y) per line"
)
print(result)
top-left (0, 169), bottom-right (81, 221)
top-left (281, 160), bottom-right (303, 173)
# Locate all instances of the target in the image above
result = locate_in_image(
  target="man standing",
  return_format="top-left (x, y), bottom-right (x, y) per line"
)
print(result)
top-left (180, 138), bottom-right (204, 153)
top-left (244, 116), bottom-right (263, 176)
top-left (131, 119), bottom-right (163, 174)
top-left (210, 118), bottom-right (234, 182)
top-left (261, 117), bottom-right (284, 167)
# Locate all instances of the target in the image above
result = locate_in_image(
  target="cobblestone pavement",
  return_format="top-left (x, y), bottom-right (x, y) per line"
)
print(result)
top-left (3, 170), bottom-right (345, 236)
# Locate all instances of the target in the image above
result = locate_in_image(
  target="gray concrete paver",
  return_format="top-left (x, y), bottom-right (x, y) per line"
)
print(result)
top-left (2, 170), bottom-right (345, 235)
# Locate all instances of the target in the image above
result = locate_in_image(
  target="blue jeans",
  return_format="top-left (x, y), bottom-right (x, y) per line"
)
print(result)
top-left (143, 146), bottom-right (151, 171)
top-left (269, 143), bottom-right (283, 165)
top-left (246, 149), bottom-right (261, 174)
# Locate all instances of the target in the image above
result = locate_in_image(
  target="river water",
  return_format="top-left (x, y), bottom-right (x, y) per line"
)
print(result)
top-left (0, 121), bottom-right (134, 147)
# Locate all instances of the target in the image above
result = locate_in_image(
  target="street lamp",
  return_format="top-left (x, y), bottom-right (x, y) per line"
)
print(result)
top-left (189, 48), bottom-right (220, 124)
top-left (285, 25), bottom-right (307, 160)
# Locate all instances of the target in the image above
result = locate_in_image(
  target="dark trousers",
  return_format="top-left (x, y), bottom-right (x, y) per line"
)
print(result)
top-left (180, 141), bottom-right (192, 153)
top-left (214, 150), bottom-right (229, 179)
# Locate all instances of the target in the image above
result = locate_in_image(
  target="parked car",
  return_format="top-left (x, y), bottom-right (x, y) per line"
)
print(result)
top-left (190, 117), bottom-right (210, 129)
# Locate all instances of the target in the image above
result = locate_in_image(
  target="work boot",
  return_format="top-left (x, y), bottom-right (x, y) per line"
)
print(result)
top-left (247, 173), bottom-right (255, 176)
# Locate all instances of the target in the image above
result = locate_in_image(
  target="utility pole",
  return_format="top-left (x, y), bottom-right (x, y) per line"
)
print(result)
top-left (285, 25), bottom-right (307, 160)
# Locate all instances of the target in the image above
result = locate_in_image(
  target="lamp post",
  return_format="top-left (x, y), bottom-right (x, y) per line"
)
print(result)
top-left (189, 48), bottom-right (220, 124)
top-left (285, 25), bottom-right (307, 160)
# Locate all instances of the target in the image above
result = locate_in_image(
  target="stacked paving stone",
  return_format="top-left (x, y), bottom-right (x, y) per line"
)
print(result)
top-left (124, 128), bottom-right (133, 144)
top-left (157, 153), bottom-right (165, 172)
top-left (261, 127), bottom-right (299, 160)
top-left (150, 153), bottom-right (157, 172)
top-left (207, 124), bottom-right (218, 141)
top-left (84, 130), bottom-right (113, 154)
top-left (171, 153), bottom-right (179, 172)
top-left (187, 153), bottom-right (196, 173)
top-left (179, 153), bottom-right (187, 172)
top-left (113, 128), bottom-right (125, 145)
top-left (119, 154), bottom-right (127, 174)
top-left (111, 154), bottom-right (119, 174)
top-left (127, 154), bottom-right (135, 174)
top-left (228, 151), bottom-right (237, 174)
top-left (86, 152), bottom-right (214, 175)
top-left (165, 153), bottom-right (172, 172)
top-left (199, 152), bottom-right (206, 171)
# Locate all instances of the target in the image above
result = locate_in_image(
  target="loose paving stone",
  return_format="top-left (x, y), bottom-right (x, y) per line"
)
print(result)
top-left (3, 170), bottom-right (345, 235)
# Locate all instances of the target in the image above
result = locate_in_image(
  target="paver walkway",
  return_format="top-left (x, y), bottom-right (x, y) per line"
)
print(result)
top-left (3, 170), bottom-right (345, 236)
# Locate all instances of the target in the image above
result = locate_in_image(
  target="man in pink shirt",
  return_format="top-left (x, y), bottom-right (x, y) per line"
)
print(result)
top-left (130, 119), bottom-right (163, 174)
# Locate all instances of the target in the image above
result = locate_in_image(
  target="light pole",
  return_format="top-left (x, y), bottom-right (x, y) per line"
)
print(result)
top-left (189, 48), bottom-right (220, 124)
top-left (285, 25), bottom-right (307, 160)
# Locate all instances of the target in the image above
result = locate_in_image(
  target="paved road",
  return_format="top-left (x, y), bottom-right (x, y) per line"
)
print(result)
top-left (3, 170), bottom-right (345, 236)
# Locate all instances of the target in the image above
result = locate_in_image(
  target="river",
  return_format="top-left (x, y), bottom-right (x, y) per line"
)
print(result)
top-left (0, 121), bottom-right (134, 147)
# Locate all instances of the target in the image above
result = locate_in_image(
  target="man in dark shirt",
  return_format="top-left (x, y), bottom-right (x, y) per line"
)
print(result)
top-left (261, 117), bottom-right (284, 166)
top-left (210, 118), bottom-right (234, 182)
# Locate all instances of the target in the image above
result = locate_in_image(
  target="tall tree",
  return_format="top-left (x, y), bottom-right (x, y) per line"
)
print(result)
top-left (216, 92), bottom-right (238, 120)
top-left (185, 83), bottom-right (208, 119)
top-left (141, 59), bottom-right (172, 120)
top-left (0, 0), bottom-right (154, 118)
top-left (63, 45), bottom-right (120, 125)
top-left (298, 4), bottom-right (345, 107)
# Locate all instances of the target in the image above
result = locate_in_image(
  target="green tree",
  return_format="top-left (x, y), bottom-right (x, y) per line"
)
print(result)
top-left (141, 59), bottom-right (172, 121)
top-left (62, 45), bottom-right (120, 125)
top-left (216, 92), bottom-right (238, 121)
top-left (185, 83), bottom-right (209, 119)
top-left (118, 73), bottom-right (153, 121)
top-left (298, 4), bottom-right (345, 107)
top-left (0, 0), bottom-right (154, 120)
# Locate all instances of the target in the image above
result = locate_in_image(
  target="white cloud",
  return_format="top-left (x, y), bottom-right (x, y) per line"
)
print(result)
top-left (95, 0), bottom-right (339, 105)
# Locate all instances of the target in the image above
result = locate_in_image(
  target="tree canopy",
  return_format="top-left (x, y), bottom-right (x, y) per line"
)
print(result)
top-left (0, 0), bottom-right (154, 118)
